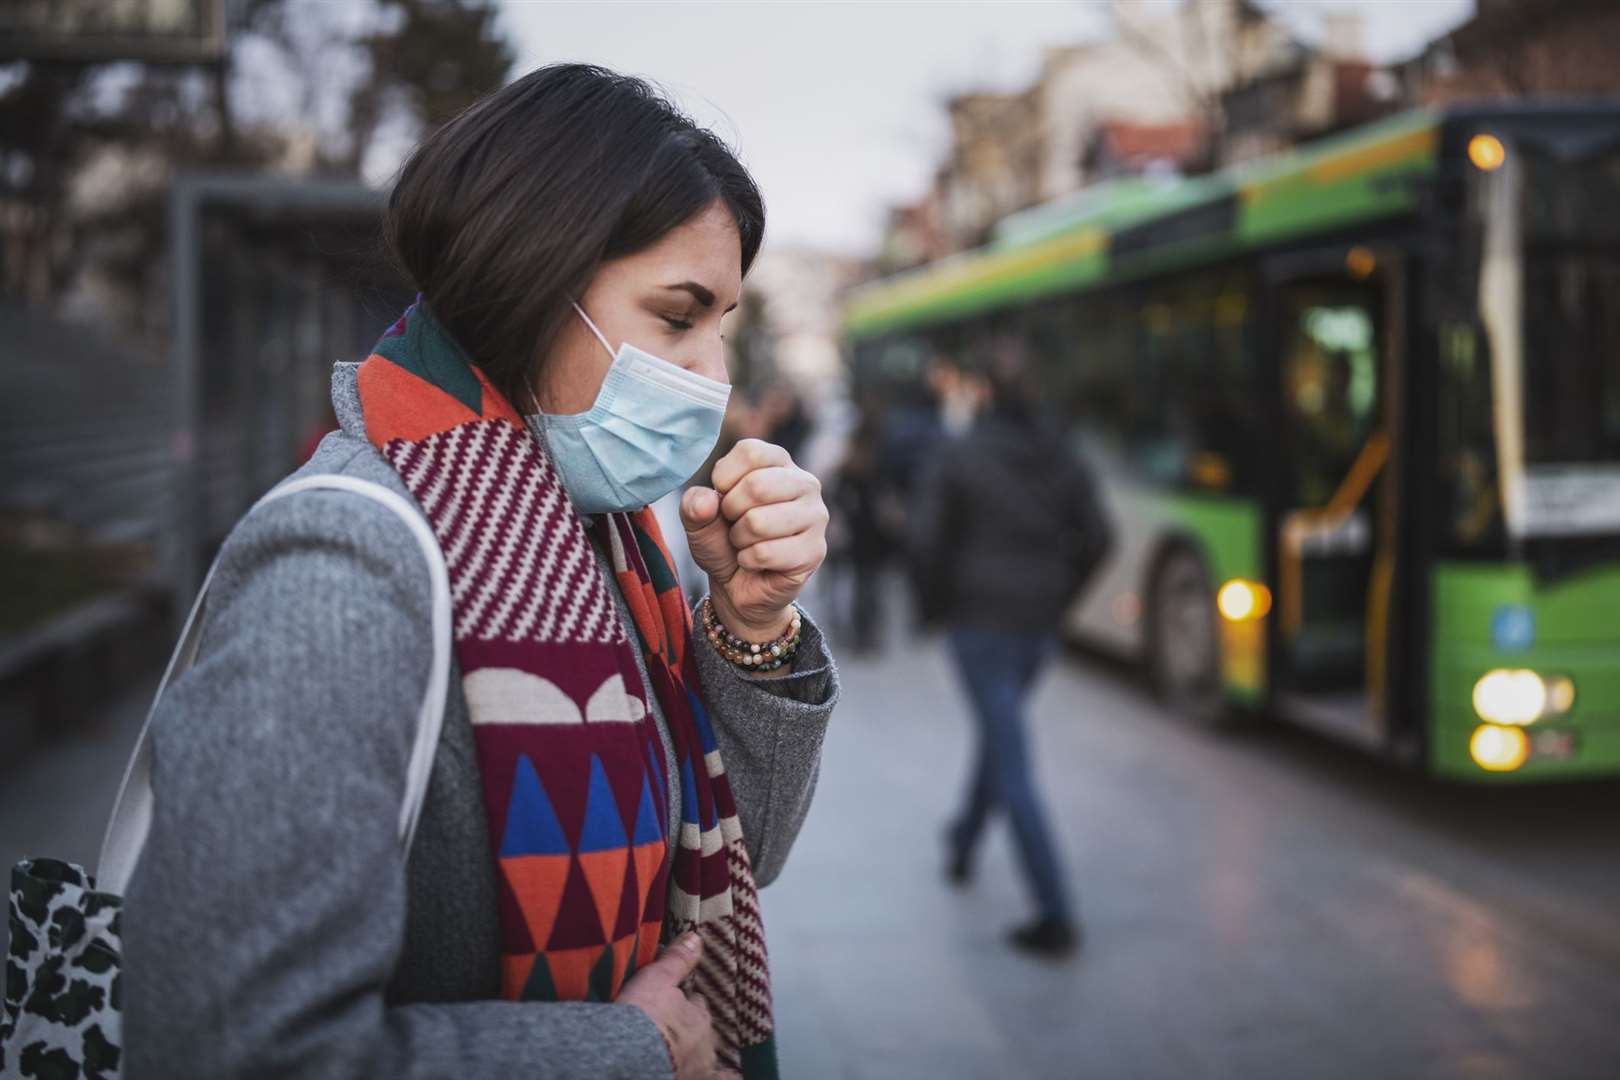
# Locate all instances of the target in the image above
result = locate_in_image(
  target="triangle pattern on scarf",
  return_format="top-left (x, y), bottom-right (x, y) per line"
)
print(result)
top-left (522, 950), bottom-right (559, 1001)
top-left (588, 943), bottom-right (617, 1002)
top-left (613, 848), bottom-right (642, 941)
top-left (501, 952), bottom-right (537, 1001)
top-left (631, 768), bottom-right (663, 845)
top-left (545, 945), bottom-right (600, 1003)
top-left (578, 753), bottom-right (630, 853)
top-left (502, 853), bottom-right (571, 950)
top-left (500, 755), bottom-right (570, 857)
top-left (579, 848), bottom-right (630, 948)
top-left (494, 865), bottom-right (536, 954)
top-left (546, 857), bottom-right (609, 951)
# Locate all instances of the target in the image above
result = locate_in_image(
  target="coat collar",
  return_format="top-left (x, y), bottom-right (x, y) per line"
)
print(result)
top-left (330, 361), bottom-right (367, 441)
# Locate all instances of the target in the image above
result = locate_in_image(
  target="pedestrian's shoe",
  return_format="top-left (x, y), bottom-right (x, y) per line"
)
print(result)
top-left (1007, 916), bottom-right (1081, 959)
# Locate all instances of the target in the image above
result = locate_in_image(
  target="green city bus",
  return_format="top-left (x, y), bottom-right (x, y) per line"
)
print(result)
top-left (844, 102), bottom-right (1620, 781)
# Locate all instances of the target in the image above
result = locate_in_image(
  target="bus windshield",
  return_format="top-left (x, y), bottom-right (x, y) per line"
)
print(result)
top-left (1520, 145), bottom-right (1620, 469)
top-left (1461, 135), bottom-right (1620, 547)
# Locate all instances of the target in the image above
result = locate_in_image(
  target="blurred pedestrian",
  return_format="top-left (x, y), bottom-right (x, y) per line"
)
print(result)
top-left (120, 64), bottom-right (839, 1080)
top-left (756, 379), bottom-right (812, 462)
top-left (829, 407), bottom-right (900, 654)
top-left (886, 365), bottom-right (951, 631)
top-left (911, 342), bottom-right (1112, 959)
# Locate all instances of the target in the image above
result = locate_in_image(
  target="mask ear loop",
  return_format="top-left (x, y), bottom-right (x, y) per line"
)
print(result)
top-left (571, 301), bottom-right (618, 361)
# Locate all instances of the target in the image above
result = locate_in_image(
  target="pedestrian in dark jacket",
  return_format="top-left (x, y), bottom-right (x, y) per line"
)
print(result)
top-left (830, 409), bottom-right (900, 653)
top-left (910, 346), bottom-right (1111, 958)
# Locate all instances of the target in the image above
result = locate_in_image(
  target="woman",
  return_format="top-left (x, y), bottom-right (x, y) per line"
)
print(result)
top-left (124, 65), bottom-right (838, 1080)
top-left (911, 345), bottom-right (1109, 959)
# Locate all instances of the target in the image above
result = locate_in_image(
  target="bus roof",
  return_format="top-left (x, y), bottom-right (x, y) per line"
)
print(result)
top-left (845, 107), bottom-right (1442, 339)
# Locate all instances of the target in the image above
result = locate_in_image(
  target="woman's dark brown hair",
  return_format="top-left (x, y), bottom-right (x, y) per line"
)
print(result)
top-left (384, 63), bottom-right (766, 409)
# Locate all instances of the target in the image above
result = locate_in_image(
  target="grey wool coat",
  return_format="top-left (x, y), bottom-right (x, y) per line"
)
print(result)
top-left (121, 362), bottom-right (840, 1079)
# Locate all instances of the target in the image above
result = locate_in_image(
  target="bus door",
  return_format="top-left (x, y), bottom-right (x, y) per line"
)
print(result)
top-left (1268, 255), bottom-right (1399, 747)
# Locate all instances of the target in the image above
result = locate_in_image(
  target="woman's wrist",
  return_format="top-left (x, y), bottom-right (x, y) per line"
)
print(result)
top-left (707, 592), bottom-right (795, 643)
top-left (701, 596), bottom-right (802, 675)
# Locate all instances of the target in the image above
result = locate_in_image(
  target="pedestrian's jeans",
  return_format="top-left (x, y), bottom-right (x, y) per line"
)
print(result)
top-left (947, 626), bottom-right (1074, 923)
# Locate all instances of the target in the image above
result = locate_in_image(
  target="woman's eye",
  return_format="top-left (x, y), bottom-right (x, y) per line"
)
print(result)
top-left (660, 315), bottom-right (694, 331)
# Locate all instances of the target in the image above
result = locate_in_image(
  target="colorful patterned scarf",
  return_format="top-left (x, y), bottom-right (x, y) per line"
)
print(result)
top-left (357, 301), bottom-right (776, 1077)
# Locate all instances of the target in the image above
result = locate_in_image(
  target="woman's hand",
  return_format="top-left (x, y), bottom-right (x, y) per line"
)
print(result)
top-left (681, 438), bottom-right (829, 640)
top-left (616, 932), bottom-right (740, 1079)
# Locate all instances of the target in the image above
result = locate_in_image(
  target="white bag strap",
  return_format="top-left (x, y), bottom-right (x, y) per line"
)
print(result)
top-left (97, 475), bottom-right (452, 895)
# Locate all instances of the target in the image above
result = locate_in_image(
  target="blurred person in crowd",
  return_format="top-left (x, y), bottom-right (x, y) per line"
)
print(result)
top-left (122, 65), bottom-right (838, 1080)
top-left (829, 405), bottom-right (903, 654)
top-left (881, 363), bottom-right (948, 503)
top-left (755, 379), bottom-right (811, 462)
top-left (930, 355), bottom-right (985, 438)
top-left (886, 356), bottom-right (959, 630)
top-left (911, 341), bottom-right (1112, 959)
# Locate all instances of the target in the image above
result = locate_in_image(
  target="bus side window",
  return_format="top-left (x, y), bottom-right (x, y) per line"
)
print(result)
top-left (1126, 270), bottom-right (1260, 494)
top-left (1067, 294), bottom-right (1131, 466)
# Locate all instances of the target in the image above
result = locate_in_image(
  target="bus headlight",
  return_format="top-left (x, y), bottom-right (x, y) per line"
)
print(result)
top-left (1471, 669), bottom-right (1547, 725)
top-left (1217, 579), bottom-right (1272, 622)
top-left (1470, 724), bottom-right (1528, 772)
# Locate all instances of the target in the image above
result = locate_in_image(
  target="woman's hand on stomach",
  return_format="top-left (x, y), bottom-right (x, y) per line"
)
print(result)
top-left (616, 932), bottom-right (739, 1080)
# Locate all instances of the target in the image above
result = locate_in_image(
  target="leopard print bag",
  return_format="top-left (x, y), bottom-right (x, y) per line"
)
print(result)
top-left (2, 859), bottom-right (123, 1078)
top-left (1, 476), bottom-right (451, 1079)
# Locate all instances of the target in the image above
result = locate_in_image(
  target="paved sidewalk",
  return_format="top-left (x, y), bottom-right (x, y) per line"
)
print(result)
top-left (763, 620), bottom-right (1620, 1080)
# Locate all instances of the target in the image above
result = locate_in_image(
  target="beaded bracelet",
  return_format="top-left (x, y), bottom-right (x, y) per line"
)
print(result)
top-left (700, 597), bottom-right (803, 672)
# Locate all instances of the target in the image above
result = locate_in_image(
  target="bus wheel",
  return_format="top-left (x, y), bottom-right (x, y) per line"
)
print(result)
top-left (1148, 547), bottom-right (1230, 728)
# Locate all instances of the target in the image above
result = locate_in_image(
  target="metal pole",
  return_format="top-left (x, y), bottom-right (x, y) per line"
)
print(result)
top-left (162, 172), bottom-right (384, 625)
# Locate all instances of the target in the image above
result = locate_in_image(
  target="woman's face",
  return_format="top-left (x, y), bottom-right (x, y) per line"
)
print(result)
top-left (536, 199), bottom-right (743, 415)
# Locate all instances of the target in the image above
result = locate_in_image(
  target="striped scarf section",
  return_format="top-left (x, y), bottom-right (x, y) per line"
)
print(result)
top-left (356, 300), bottom-right (776, 1077)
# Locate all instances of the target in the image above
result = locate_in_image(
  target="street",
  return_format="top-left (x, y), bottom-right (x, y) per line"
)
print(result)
top-left (6, 606), bottom-right (1620, 1079)
top-left (767, 604), bottom-right (1620, 1080)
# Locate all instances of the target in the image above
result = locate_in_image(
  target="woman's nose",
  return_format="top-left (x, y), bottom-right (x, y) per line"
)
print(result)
top-left (687, 338), bottom-right (730, 385)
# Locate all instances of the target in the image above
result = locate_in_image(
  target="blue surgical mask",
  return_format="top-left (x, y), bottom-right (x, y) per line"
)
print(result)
top-left (527, 302), bottom-right (731, 515)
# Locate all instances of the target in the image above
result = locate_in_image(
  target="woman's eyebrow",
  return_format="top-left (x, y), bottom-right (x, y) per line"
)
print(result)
top-left (663, 281), bottom-right (738, 313)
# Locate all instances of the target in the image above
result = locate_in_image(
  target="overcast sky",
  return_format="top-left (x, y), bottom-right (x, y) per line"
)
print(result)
top-left (500, 1), bottom-right (1475, 257)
